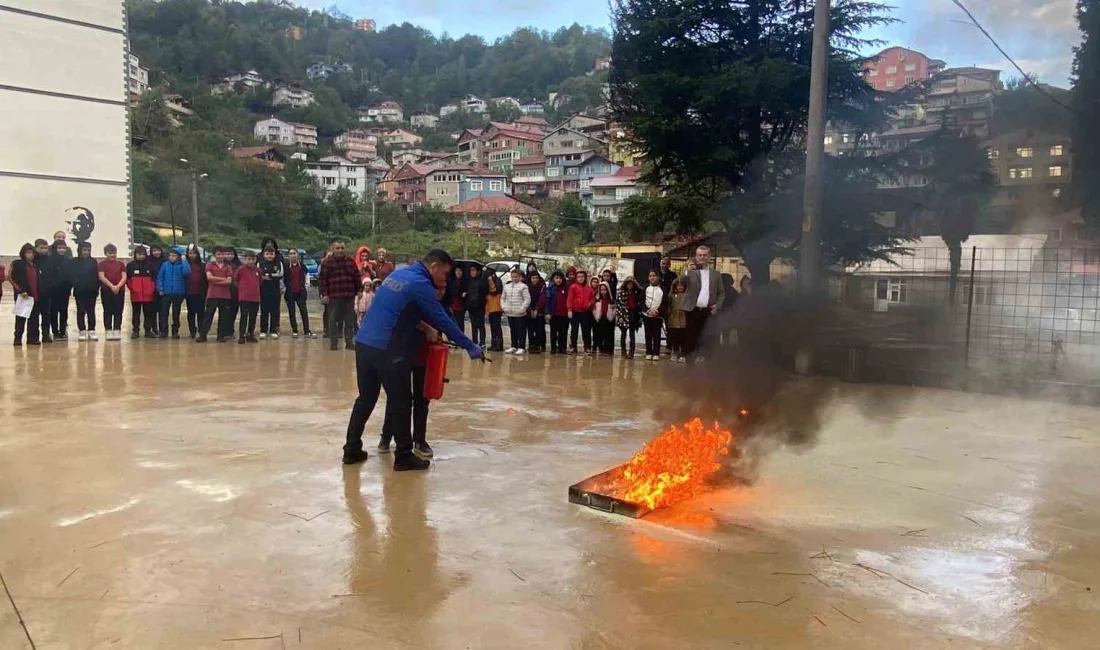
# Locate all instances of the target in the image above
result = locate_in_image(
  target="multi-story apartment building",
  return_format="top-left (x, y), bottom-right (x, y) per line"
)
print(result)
top-left (305, 156), bottom-right (372, 200)
top-left (272, 84), bottom-right (315, 108)
top-left (543, 125), bottom-right (609, 157)
top-left (128, 53), bottom-right (148, 97)
top-left (545, 151), bottom-right (618, 195)
top-left (334, 129), bottom-right (378, 161)
top-left (510, 156), bottom-right (547, 197)
top-left (585, 167), bottom-right (640, 222)
top-left (211, 70), bottom-right (266, 95)
top-left (461, 95), bottom-right (488, 114)
top-left (863, 47), bottom-right (945, 92)
top-left (390, 163), bottom-right (432, 212)
top-left (360, 101), bottom-right (404, 124)
top-left (381, 128), bottom-right (422, 147)
top-left (410, 113), bottom-right (440, 129)
top-left (253, 117), bottom-right (316, 148)
top-left (926, 67), bottom-right (1002, 138)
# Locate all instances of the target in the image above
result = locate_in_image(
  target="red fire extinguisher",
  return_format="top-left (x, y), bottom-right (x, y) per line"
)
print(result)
top-left (423, 343), bottom-right (450, 401)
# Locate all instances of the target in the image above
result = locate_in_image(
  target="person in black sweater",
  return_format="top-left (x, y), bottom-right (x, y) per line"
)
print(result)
top-left (33, 239), bottom-right (57, 343)
top-left (68, 242), bottom-right (101, 340)
top-left (48, 239), bottom-right (73, 340)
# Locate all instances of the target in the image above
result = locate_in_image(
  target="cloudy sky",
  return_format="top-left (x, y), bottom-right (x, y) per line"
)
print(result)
top-left (298, 0), bottom-right (1080, 86)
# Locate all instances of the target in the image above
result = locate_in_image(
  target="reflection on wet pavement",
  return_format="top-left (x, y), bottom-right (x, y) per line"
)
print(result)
top-left (2, 338), bottom-right (1100, 648)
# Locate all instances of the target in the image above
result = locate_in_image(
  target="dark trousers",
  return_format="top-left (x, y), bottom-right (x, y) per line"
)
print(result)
top-left (100, 288), bottom-right (125, 331)
top-left (327, 297), bottom-right (356, 347)
top-left (50, 289), bottom-right (71, 336)
top-left (185, 294), bottom-right (205, 336)
top-left (14, 301), bottom-right (42, 344)
top-left (593, 318), bottom-right (615, 354)
top-left (468, 309), bottom-right (485, 346)
top-left (643, 316), bottom-right (663, 356)
top-left (260, 284), bottom-right (281, 334)
top-left (321, 302), bottom-right (330, 336)
top-left (200, 297), bottom-right (232, 339)
top-left (285, 291), bottom-right (310, 334)
top-left (570, 312), bottom-right (592, 349)
top-left (549, 315), bottom-right (569, 352)
top-left (381, 365), bottom-right (429, 446)
top-left (238, 301), bottom-right (259, 338)
top-left (228, 298), bottom-right (239, 333)
top-left (159, 294), bottom-right (184, 335)
top-left (75, 290), bottom-right (97, 332)
top-left (345, 344), bottom-right (415, 458)
top-left (527, 314), bottom-right (545, 351)
top-left (667, 327), bottom-right (686, 356)
top-left (618, 314), bottom-right (638, 354)
top-left (488, 312), bottom-right (504, 350)
top-left (131, 300), bottom-right (156, 334)
top-left (684, 308), bottom-right (710, 357)
top-left (150, 293), bottom-right (162, 333)
top-left (507, 316), bottom-right (527, 350)
top-left (451, 308), bottom-right (465, 334)
top-left (35, 294), bottom-right (52, 340)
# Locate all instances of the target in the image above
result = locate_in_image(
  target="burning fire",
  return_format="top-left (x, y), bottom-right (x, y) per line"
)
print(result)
top-left (606, 418), bottom-right (733, 510)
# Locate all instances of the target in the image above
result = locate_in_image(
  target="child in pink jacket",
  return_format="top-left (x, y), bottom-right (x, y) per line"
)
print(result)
top-left (355, 277), bottom-right (380, 326)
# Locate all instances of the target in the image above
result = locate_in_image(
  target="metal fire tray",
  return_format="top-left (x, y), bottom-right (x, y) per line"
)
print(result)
top-left (568, 465), bottom-right (653, 519)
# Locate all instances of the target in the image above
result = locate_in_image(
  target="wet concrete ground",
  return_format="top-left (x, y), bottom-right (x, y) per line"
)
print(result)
top-left (2, 311), bottom-right (1100, 649)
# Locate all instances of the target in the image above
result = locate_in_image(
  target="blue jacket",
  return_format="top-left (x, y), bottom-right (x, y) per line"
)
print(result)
top-left (356, 262), bottom-right (476, 355)
top-left (156, 258), bottom-right (191, 295)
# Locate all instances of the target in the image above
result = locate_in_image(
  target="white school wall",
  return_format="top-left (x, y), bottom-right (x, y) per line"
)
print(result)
top-left (0, 0), bottom-right (131, 257)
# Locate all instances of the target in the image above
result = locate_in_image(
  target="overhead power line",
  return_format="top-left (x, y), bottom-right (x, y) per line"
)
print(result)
top-left (949, 0), bottom-right (1073, 114)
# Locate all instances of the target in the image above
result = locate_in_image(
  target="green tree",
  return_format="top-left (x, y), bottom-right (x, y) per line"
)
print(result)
top-left (1073, 0), bottom-right (1100, 229)
top-left (610, 0), bottom-right (899, 281)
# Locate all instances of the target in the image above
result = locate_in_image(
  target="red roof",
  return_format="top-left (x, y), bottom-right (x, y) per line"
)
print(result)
top-left (488, 129), bottom-right (544, 142)
top-left (446, 195), bottom-right (538, 214)
top-left (513, 155), bottom-right (545, 166)
top-left (613, 166), bottom-right (640, 178)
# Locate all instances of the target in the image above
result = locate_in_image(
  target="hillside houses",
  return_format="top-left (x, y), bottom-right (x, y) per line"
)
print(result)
top-left (359, 101), bottom-right (404, 124)
top-left (272, 84), bottom-right (314, 108)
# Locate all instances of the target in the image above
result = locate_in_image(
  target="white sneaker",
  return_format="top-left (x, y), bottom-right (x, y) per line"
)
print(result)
top-left (505, 347), bottom-right (516, 354)
top-left (88, 331), bottom-right (98, 341)
top-left (515, 348), bottom-right (527, 355)
top-left (76, 331), bottom-right (87, 341)
top-left (259, 332), bottom-right (267, 339)
top-left (292, 332), bottom-right (300, 339)
top-left (678, 356), bottom-right (687, 363)
top-left (270, 333), bottom-right (279, 340)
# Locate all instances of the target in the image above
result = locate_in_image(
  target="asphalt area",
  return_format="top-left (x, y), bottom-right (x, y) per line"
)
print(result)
top-left (2, 305), bottom-right (1099, 649)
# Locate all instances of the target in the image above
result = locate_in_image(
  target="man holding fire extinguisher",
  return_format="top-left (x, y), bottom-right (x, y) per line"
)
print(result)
top-left (343, 249), bottom-right (484, 471)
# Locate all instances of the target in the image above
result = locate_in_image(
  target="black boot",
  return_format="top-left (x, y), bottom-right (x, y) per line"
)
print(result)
top-left (394, 453), bottom-right (431, 471)
top-left (342, 448), bottom-right (369, 465)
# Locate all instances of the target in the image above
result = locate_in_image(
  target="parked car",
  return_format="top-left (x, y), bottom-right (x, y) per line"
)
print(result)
top-left (485, 260), bottom-right (546, 281)
top-left (279, 248), bottom-right (318, 286)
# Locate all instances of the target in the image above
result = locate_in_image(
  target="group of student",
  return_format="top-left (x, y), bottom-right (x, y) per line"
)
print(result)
top-left (4, 232), bottom-right (318, 346)
top-left (424, 258), bottom-right (697, 361)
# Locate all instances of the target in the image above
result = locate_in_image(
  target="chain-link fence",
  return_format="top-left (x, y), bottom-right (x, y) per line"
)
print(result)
top-left (835, 245), bottom-right (1100, 388)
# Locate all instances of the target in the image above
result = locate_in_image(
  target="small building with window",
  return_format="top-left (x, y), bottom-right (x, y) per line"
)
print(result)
top-left (304, 155), bottom-right (371, 200)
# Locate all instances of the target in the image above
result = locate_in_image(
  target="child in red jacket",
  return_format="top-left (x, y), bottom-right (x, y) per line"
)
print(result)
top-left (567, 269), bottom-right (595, 353)
top-left (234, 251), bottom-right (262, 344)
top-left (126, 246), bottom-right (156, 339)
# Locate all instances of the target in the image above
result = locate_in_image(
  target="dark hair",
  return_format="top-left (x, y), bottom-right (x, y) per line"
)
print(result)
top-left (103, 243), bottom-right (117, 254)
top-left (19, 243), bottom-right (35, 259)
top-left (150, 245), bottom-right (163, 252)
top-left (422, 249), bottom-right (454, 267)
top-left (34, 238), bottom-right (48, 247)
top-left (263, 245), bottom-right (276, 253)
top-left (78, 242), bottom-right (91, 251)
top-left (186, 245), bottom-right (201, 259)
top-left (243, 251), bottom-right (257, 259)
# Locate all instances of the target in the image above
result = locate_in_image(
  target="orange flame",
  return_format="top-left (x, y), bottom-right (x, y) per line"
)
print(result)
top-left (606, 417), bottom-right (733, 510)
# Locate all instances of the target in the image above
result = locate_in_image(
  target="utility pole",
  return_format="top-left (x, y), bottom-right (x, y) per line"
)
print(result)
top-left (189, 169), bottom-right (200, 246)
top-left (796, 0), bottom-right (831, 375)
top-left (462, 212), bottom-right (468, 258)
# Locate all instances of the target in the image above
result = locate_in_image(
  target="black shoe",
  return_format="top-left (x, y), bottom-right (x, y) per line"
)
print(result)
top-left (377, 437), bottom-right (391, 454)
top-left (195, 335), bottom-right (207, 343)
top-left (330, 341), bottom-right (339, 351)
top-left (131, 330), bottom-right (141, 340)
top-left (394, 454), bottom-right (431, 471)
top-left (13, 341), bottom-right (22, 347)
top-left (345, 341), bottom-right (354, 350)
top-left (413, 442), bottom-right (434, 459)
top-left (171, 333), bottom-right (181, 340)
top-left (342, 449), bottom-right (369, 465)
top-left (247, 335), bottom-right (259, 343)
top-left (43, 336), bottom-right (54, 344)
top-left (56, 333), bottom-right (67, 341)
top-left (159, 333), bottom-right (169, 340)
top-left (238, 337), bottom-right (247, 344)
top-left (28, 340), bottom-right (41, 346)
top-left (217, 337), bottom-right (228, 343)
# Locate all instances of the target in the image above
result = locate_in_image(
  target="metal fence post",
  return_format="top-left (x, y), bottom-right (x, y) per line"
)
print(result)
top-left (964, 246), bottom-right (977, 369)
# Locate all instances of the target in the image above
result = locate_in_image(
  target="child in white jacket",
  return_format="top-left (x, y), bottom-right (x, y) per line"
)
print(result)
top-left (501, 268), bottom-right (531, 354)
top-left (643, 269), bottom-right (665, 359)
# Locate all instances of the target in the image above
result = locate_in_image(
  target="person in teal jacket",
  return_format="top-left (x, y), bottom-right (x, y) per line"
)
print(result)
top-left (155, 248), bottom-right (191, 339)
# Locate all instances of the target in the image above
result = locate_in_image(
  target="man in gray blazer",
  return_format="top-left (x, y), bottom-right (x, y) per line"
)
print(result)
top-left (678, 246), bottom-right (724, 359)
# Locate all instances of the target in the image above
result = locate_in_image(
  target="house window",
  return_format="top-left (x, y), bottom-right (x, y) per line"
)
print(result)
top-left (868, 68), bottom-right (878, 77)
top-left (886, 79), bottom-right (896, 88)
top-left (490, 180), bottom-right (503, 191)
top-left (470, 181), bottom-right (483, 191)
top-left (1049, 228), bottom-right (1062, 242)
top-left (1016, 147), bottom-right (1034, 158)
top-left (824, 135), bottom-right (834, 145)
top-left (886, 66), bottom-right (897, 74)
top-left (1050, 144), bottom-right (1065, 156)
top-left (905, 76), bottom-right (915, 84)
top-left (1053, 187), bottom-right (1063, 198)
top-left (841, 133), bottom-right (851, 144)
top-left (987, 148), bottom-right (999, 159)
top-left (1049, 165), bottom-right (1064, 177)
top-left (904, 63), bottom-right (917, 72)
top-left (324, 177), bottom-right (335, 186)
top-left (347, 178), bottom-right (357, 187)
top-left (887, 279), bottom-right (908, 304)
top-left (1009, 167), bottom-right (1034, 179)
top-left (438, 188), bottom-right (448, 196)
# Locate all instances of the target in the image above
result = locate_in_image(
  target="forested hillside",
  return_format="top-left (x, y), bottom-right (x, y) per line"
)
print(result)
top-left (127, 0), bottom-right (610, 114)
top-left (126, 0), bottom-right (610, 254)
